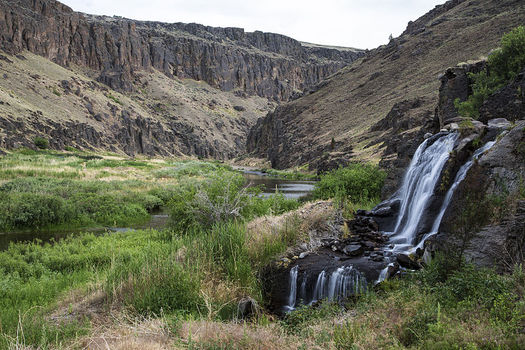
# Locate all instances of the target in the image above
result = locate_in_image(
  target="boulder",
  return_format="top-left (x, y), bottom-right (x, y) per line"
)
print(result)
top-left (343, 244), bottom-right (364, 256)
top-left (487, 118), bottom-right (512, 131)
top-left (396, 253), bottom-right (421, 270)
top-left (237, 297), bottom-right (259, 319)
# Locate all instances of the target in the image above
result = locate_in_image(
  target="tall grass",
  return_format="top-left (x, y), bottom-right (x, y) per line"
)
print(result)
top-left (168, 171), bottom-right (300, 234)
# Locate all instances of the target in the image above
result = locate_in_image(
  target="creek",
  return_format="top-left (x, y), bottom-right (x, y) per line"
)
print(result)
top-left (0, 170), bottom-right (315, 250)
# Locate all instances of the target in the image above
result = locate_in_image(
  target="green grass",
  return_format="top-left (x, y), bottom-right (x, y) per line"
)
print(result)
top-left (257, 168), bottom-right (317, 180)
top-left (154, 160), bottom-right (232, 178)
top-left (0, 177), bottom-right (157, 231)
top-left (0, 230), bottom-right (165, 348)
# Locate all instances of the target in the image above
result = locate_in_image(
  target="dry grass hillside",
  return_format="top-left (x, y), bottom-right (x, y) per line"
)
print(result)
top-left (0, 51), bottom-right (274, 158)
top-left (248, 0), bottom-right (525, 172)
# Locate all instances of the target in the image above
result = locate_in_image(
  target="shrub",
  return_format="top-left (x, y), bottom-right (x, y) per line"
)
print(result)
top-left (169, 171), bottom-right (299, 234)
top-left (0, 193), bottom-right (66, 230)
top-left (33, 137), bottom-right (49, 150)
top-left (456, 26), bottom-right (525, 118)
top-left (312, 163), bottom-right (385, 204)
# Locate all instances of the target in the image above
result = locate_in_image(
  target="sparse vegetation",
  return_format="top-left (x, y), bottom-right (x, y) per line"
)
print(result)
top-left (107, 93), bottom-right (123, 105)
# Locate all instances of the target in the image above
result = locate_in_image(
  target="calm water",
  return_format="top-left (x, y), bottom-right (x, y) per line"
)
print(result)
top-left (0, 170), bottom-right (315, 250)
top-left (0, 212), bottom-right (169, 251)
top-left (242, 170), bottom-right (316, 199)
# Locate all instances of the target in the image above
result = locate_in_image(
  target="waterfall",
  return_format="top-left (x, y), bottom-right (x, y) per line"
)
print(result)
top-left (389, 133), bottom-right (458, 251)
top-left (284, 265), bottom-right (299, 312)
top-left (282, 132), bottom-right (496, 311)
top-left (285, 265), bottom-right (366, 311)
top-left (311, 266), bottom-right (365, 303)
top-left (415, 140), bottom-right (496, 249)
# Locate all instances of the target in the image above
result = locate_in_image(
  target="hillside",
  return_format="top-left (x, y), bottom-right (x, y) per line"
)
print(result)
top-left (247, 0), bottom-right (525, 191)
top-left (0, 0), bottom-right (362, 158)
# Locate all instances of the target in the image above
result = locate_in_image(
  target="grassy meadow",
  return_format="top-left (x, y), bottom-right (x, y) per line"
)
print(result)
top-left (0, 149), bottom-right (523, 349)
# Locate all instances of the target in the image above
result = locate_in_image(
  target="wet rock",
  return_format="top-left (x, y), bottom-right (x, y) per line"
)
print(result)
top-left (343, 244), bottom-right (363, 256)
top-left (299, 252), bottom-right (309, 259)
top-left (396, 253), bottom-right (421, 270)
top-left (439, 120), bottom-right (525, 271)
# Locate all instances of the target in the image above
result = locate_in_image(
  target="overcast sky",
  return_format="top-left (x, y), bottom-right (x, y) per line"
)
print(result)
top-left (61, 0), bottom-right (445, 49)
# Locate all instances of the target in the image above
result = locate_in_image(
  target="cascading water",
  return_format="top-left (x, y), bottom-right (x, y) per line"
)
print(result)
top-left (284, 265), bottom-right (299, 312)
top-left (284, 265), bottom-right (366, 311)
top-left (284, 131), bottom-right (497, 310)
top-left (389, 132), bottom-right (458, 251)
top-left (415, 140), bottom-right (496, 249)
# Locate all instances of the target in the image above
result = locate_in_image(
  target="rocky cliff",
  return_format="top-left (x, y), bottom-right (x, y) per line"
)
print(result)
top-left (0, 0), bottom-right (362, 101)
top-left (247, 0), bottom-right (525, 193)
top-left (0, 0), bottom-right (362, 158)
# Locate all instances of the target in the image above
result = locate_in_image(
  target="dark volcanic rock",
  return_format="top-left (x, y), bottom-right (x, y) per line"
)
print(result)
top-left (478, 69), bottom-right (525, 124)
top-left (434, 61), bottom-right (486, 128)
top-left (438, 120), bottom-right (525, 271)
top-left (396, 253), bottom-right (421, 270)
top-left (0, 0), bottom-right (363, 100)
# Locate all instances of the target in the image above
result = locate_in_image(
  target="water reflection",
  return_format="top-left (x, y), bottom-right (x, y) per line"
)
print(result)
top-left (242, 172), bottom-right (315, 199)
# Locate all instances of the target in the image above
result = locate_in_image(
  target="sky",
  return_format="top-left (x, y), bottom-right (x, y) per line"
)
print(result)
top-left (60, 0), bottom-right (446, 49)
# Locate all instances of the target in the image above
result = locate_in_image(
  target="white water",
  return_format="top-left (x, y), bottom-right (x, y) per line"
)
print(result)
top-left (284, 132), bottom-right (496, 306)
top-left (285, 265), bottom-right (365, 311)
top-left (389, 133), bottom-right (458, 251)
top-left (284, 265), bottom-right (299, 312)
top-left (415, 140), bottom-right (496, 249)
top-left (311, 266), bottom-right (365, 303)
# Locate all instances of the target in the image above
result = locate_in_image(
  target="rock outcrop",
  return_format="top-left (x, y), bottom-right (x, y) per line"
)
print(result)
top-left (437, 120), bottom-right (525, 271)
top-left (0, 0), bottom-right (362, 101)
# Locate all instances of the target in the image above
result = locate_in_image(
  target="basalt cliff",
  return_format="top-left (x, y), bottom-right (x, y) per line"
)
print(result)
top-left (0, 0), bottom-right (362, 157)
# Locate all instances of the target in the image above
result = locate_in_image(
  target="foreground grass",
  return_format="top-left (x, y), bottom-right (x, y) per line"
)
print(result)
top-left (0, 215), bottom-right (310, 349)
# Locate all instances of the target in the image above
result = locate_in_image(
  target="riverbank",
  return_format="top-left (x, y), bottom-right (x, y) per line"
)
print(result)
top-left (0, 149), bottom-right (316, 249)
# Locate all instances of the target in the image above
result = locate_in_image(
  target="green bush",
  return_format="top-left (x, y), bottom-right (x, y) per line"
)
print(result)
top-left (169, 171), bottom-right (299, 234)
top-left (0, 193), bottom-right (66, 230)
top-left (33, 137), bottom-right (49, 150)
top-left (312, 163), bottom-right (385, 203)
top-left (456, 26), bottom-right (525, 118)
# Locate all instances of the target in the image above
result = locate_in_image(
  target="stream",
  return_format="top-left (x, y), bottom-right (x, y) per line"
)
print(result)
top-left (0, 170), bottom-right (315, 250)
